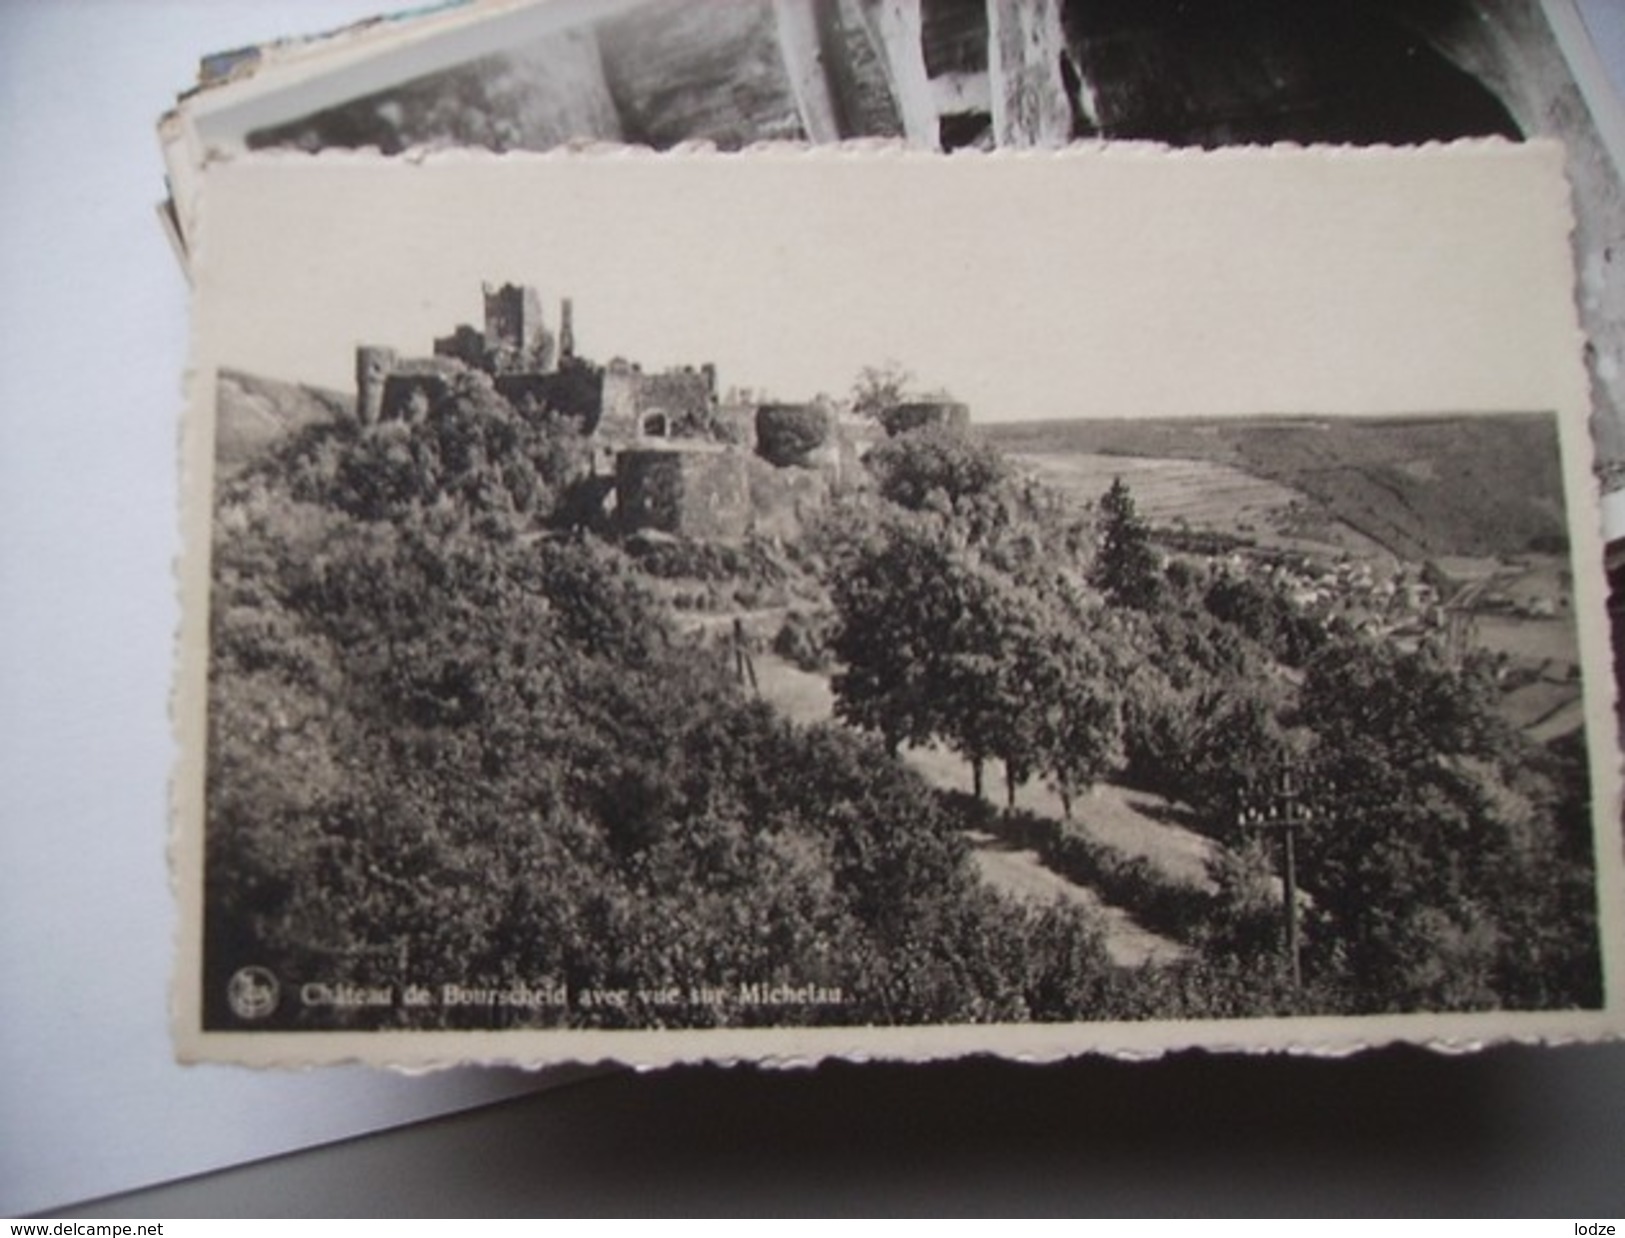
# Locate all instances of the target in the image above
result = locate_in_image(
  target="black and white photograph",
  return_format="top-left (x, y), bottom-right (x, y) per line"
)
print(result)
top-left (175, 145), bottom-right (1621, 1066)
top-left (225, 0), bottom-right (1594, 151)
top-left (182, 0), bottom-right (1608, 155)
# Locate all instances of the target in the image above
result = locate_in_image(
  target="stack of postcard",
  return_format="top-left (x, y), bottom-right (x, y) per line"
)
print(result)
top-left (162, 0), bottom-right (1625, 1069)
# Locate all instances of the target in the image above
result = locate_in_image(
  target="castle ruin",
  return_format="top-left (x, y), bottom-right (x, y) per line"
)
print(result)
top-left (353, 282), bottom-right (863, 539)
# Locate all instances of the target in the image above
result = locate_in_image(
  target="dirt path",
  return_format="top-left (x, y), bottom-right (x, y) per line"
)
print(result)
top-left (751, 653), bottom-right (1192, 965)
top-left (963, 828), bottom-right (1186, 966)
top-left (668, 605), bottom-right (791, 635)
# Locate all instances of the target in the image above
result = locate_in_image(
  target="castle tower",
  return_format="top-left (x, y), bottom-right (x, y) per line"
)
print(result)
top-left (559, 297), bottom-right (575, 363)
top-left (482, 282), bottom-right (553, 372)
top-left (355, 345), bottom-right (397, 425)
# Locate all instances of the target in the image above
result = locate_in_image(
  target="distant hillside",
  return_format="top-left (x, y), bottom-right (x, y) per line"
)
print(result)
top-left (215, 369), bottom-right (349, 474)
top-left (983, 415), bottom-right (1568, 562)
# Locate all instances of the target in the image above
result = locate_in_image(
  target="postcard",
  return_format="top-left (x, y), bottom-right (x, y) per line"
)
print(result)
top-left (159, 1), bottom-right (1625, 497)
top-left (174, 141), bottom-right (1622, 1067)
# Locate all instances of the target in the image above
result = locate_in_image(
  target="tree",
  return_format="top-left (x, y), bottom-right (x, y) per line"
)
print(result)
top-left (828, 505), bottom-right (1125, 814)
top-left (1291, 638), bottom-right (1599, 1012)
top-left (866, 425), bottom-right (1009, 519)
top-left (1090, 478), bottom-right (1161, 609)
top-left (827, 513), bottom-right (1032, 799)
top-left (850, 360), bottom-right (912, 428)
top-left (1298, 639), bottom-right (1504, 768)
top-left (1204, 573), bottom-right (1325, 667)
top-left (934, 555), bottom-right (1027, 802)
top-left (1030, 627), bottom-right (1123, 819)
top-left (1186, 688), bottom-right (1296, 835)
top-left (828, 519), bottom-right (968, 755)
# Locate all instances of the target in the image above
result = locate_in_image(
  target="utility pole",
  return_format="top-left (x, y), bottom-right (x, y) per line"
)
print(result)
top-left (732, 616), bottom-right (758, 693)
top-left (1236, 762), bottom-right (1316, 993)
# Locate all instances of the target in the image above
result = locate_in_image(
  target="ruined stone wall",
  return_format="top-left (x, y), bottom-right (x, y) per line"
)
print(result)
top-left (599, 363), bottom-right (642, 440)
top-left (494, 363), bottom-right (604, 426)
top-left (558, 297), bottom-right (576, 361)
top-left (378, 358), bottom-right (465, 422)
top-left (887, 400), bottom-right (970, 434)
top-left (598, 363), bottom-right (717, 441)
top-left (837, 416), bottom-right (881, 484)
top-left (380, 375), bottom-right (450, 423)
top-left (616, 446), bottom-right (752, 539)
top-left (746, 453), bottom-right (832, 542)
top-left (636, 368), bottom-right (715, 435)
top-left (433, 324), bottom-right (488, 369)
top-left (714, 402), bottom-right (756, 447)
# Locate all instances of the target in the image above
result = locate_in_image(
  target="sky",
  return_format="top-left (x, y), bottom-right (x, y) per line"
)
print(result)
top-left (192, 143), bottom-right (1587, 425)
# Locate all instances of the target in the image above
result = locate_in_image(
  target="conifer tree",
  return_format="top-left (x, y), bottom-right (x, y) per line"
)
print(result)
top-left (1091, 477), bottom-right (1161, 609)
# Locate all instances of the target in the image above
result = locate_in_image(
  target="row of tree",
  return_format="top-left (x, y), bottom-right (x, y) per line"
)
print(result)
top-left (829, 512), bottom-right (1120, 816)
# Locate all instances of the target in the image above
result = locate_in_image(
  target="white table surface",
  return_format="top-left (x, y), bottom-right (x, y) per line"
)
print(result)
top-left (0, 3), bottom-right (564, 1218)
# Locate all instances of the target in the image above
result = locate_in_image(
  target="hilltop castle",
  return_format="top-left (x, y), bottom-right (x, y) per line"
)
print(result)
top-left (356, 282), bottom-right (729, 439)
top-left (354, 282), bottom-right (862, 539)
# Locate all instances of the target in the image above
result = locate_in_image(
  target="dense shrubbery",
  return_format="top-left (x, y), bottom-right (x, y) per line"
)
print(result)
top-left (773, 607), bottom-right (837, 672)
top-left (866, 425), bottom-right (1009, 516)
top-left (206, 384), bottom-right (1139, 1030)
top-left (271, 371), bottom-right (596, 531)
top-left (623, 534), bottom-right (789, 588)
top-left (949, 797), bottom-right (1215, 946)
top-left (1202, 574), bottom-right (1327, 668)
top-left (755, 404), bottom-right (831, 467)
top-left (1291, 641), bottom-right (1601, 1012)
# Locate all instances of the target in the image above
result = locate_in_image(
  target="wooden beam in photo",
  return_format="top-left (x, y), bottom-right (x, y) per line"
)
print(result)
top-left (987, 0), bottom-right (1074, 146)
top-left (773, 0), bottom-right (844, 143)
top-left (860, 0), bottom-right (942, 147)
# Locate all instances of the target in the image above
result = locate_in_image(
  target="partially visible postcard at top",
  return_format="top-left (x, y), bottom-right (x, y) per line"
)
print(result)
top-left (175, 142), bottom-right (1623, 1068)
top-left (158, 0), bottom-right (1625, 481)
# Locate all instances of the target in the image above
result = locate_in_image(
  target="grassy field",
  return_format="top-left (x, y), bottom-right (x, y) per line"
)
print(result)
top-left (1007, 449), bottom-right (1394, 563)
top-left (984, 413), bottom-right (1567, 561)
top-left (1501, 677), bottom-right (1586, 739)
top-left (1475, 615), bottom-right (1581, 666)
top-left (214, 370), bottom-right (348, 476)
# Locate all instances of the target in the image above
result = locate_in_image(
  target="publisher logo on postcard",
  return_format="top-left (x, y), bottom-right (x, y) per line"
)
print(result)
top-left (226, 966), bottom-right (280, 1022)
